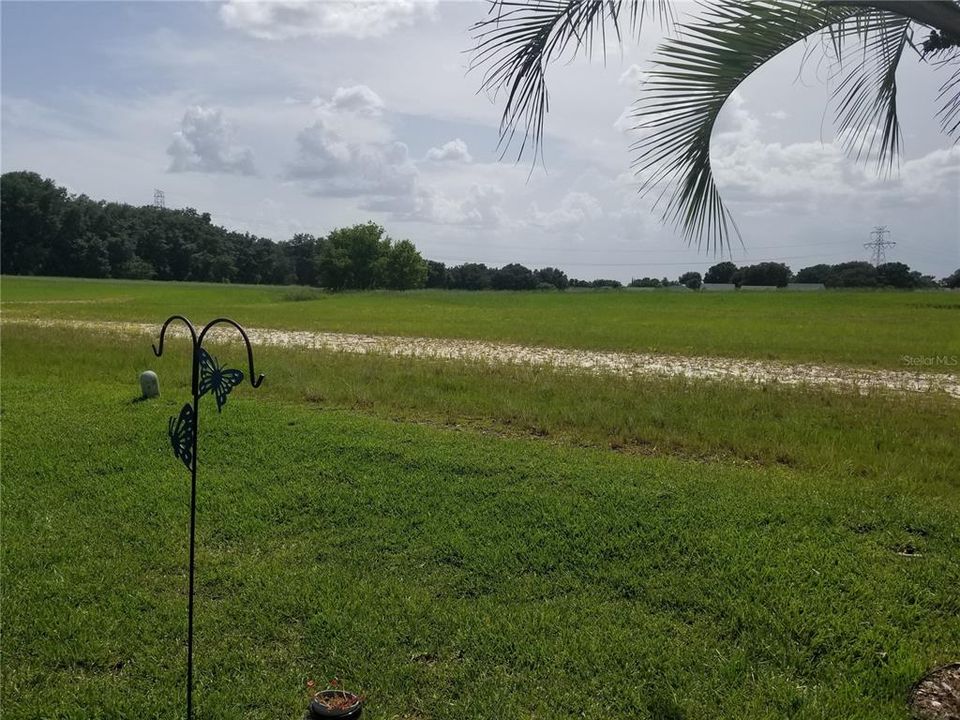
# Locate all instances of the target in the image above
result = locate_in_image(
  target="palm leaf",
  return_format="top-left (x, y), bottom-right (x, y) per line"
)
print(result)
top-left (829, 10), bottom-right (911, 171)
top-left (630, 1), bottom-right (890, 251)
top-left (933, 49), bottom-right (960, 135)
top-left (470, 0), bottom-right (960, 250)
top-left (470, 0), bottom-right (671, 163)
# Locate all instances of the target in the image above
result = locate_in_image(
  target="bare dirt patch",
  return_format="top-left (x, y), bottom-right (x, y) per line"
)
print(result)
top-left (5, 317), bottom-right (958, 399)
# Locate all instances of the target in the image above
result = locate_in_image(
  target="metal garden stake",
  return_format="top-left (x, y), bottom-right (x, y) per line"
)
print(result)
top-left (152, 315), bottom-right (264, 720)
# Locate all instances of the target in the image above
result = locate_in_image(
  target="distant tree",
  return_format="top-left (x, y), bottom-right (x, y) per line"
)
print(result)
top-left (426, 260), bottom-right (449, 289)
top-left (375, 239), bottom-right (428, 290)
top-left (534, 266), bottom-right (569, 290)
top-left (944, 268), bottom-right (960, 288)
top-left (825, 261), bottom-right (878, 288)
top-left (910, 271), bottom-right (939, 289)
top-left (449, 263), bottom-right (493, 290)
top-left (733, 262), bottom-right (791, 287)
top-left (876, 261), bottom-right (916, 288)
top-left (629, 277), bottom-right (661, 288)
top-left (795, 264), bottom-right (832, 284)
top-left (591, 278), bottom-right (623, 288)
top-left (209, 252), bottom-right (238, 283)
top-left (116, 255), bottom-right (157, 280)
top-left (70, 232), bottom-right (112, 278)
top-left (316, 222), bottom-right (388, 290)
top-left (268, 242), bottom-right (297, 285)
top-left (0, 171), bottom-right (599, 293)
top-left (1, 171), bottom-right (442, 289)
top-left (492, 263), bottom-right (537, 290)
top-left (678, 271), bottom-right (702, 290)
top-left (704, 261), bottom-right (737, 284)
top-left (0, 171), bottom-right (68, 274)
top-left (286, 233), bottom-right (321, 286)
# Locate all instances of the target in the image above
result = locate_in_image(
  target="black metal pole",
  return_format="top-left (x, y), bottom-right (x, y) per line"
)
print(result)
top-left (186, 399), bottom-right (199, 720)
top-left (186, 339), bottom-right (200, 720)
top-left (153, 316), bottom-right (263, 720)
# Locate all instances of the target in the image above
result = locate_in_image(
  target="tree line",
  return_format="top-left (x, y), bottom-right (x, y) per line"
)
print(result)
top-left (0, 172), bottom-right (429, 289)
top-left (696, 260), bottom-right (955, 289)
top-left (2, 172), bottom-right (957, 291)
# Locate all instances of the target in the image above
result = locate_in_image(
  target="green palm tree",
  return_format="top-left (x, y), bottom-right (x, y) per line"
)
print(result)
top-left (470, 1), bottom-right (960, 251)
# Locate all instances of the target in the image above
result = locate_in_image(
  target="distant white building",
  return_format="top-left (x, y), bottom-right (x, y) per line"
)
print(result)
top-left (786, 283), bottom-right (826, 291)
top-left (701, 283), bottom-right (737, 292)
top-left (700, 282), bottom-right (825, 292)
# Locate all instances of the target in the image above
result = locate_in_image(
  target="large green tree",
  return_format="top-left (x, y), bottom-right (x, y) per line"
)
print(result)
top-left (471, 1), bottom-right (960, 250)
top-left (375, 238), bottom-right (429, 290)
top-left (0, 171), bottom-right (68, 274)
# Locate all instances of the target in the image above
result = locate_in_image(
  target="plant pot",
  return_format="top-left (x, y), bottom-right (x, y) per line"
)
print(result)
top-left (308, 690), bottom-right (363, 719)
top-left (909, 662), bottom-right (960, 719)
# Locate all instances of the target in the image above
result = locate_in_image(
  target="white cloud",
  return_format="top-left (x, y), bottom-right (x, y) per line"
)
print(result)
top-left (365, 182), bottom-right (506, 227)
top-left (167, 106), bottom-right (256, 175)
top-left (219, 0), bottom-right (438, 40)
top-left (894, 145), bottom-right (960, 202)
top-left (613, 107), bottom-right (634, 135)
top-left (286, 116), bottom-right (416, 198)
top-left (318, 85), bottom-right (385, 117)
top-left (714, 91), bottom-right (760, 145)
top-left (425, 138), bottom-right (472, 163)
top-left (415, 184), bottom-right (504, 226)
top-left (709, 95), bottom-right (874, 203)
top-left (530, 191), bottom-right (604, 229)
top-left (619, 64), bottom-right (645, 88)
top-left (710, 95), bottom-right (960, 209)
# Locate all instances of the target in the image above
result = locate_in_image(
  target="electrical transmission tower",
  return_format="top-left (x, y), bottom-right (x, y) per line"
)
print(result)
top-left (864, 226), bottom-right (895, 266)
top-left (153, 189), bottom-right (166, 209)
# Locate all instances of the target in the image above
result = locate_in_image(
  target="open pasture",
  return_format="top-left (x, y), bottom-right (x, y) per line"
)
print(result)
top-left (2, 278), bottom-right (959, 719)
top-left (3, 276), bottom-right (959, 370)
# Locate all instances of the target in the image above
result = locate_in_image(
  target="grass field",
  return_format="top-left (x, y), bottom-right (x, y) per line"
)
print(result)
top-left (2, 278), bottom-right (959, 719)
top-left (3, 276), bottom-right (959, 370)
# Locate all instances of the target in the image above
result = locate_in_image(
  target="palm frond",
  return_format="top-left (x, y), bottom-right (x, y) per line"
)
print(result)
top-left (829, 10), bottom-right (911, 172)
top-left (470, 0), bottom-right (671, 163)
top-left (824, 2), bottom-right (960, 141)
top-left (933, 49), bottom-right (960, 135)
top-left (631, 1), bottom-right (870, 251)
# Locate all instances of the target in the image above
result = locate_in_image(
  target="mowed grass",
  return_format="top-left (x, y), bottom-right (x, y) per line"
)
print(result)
top-left (4, 275), bottom-right (960, 370)
top-left (3, 324), bottom-right (959, 719)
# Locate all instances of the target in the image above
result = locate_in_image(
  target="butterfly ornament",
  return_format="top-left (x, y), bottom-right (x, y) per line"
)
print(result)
top-left (167, 348), bottom-right (246, 468)
top-left (169, 403), bottom-right (196, 470)
top-left (198, 348), bottom-right (244, 413)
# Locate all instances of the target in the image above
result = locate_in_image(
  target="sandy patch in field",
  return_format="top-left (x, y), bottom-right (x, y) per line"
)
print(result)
top-left (5, 316), bottom-right (958, 399)
top-left (1, 297), bottom-right (132, 305)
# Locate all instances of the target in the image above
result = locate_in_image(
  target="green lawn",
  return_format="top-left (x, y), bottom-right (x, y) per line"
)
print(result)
top-left (3, 275), bottom-right (959, 370)
top-left (2, 320), bottom-right (958, 719)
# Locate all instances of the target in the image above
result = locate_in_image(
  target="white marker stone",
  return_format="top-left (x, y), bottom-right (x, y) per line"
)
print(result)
top-left (140, 371), bottom-right (160, 399)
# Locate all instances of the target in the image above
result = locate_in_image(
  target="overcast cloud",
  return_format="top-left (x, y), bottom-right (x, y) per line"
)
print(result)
top-left (2, 1), bottom-right (957, 280)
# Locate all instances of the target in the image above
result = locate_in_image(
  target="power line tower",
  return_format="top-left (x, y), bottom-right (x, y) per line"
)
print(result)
top-left (153, 189), bottom-right (166, 209)
top-left (864, 226), bottom-right (895, 266)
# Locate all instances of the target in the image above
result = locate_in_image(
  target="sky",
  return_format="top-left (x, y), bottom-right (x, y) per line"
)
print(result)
top-left (2, 0), bottom-right (958, 281)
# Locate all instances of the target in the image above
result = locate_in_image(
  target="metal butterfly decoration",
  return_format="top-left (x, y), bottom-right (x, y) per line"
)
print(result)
top-left (198, 348), bottom-right (244, 413)
top-left (165, 349), bottom-right (244, 467)
top-left (168, 403), bottom-right (196, 470)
